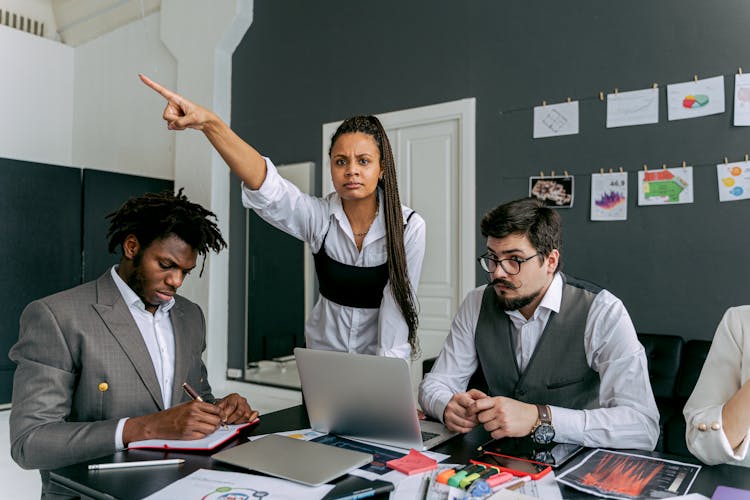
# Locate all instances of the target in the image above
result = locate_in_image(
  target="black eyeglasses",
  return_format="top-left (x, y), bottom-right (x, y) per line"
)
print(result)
top-left (477, 253), bottom-right (541, 275)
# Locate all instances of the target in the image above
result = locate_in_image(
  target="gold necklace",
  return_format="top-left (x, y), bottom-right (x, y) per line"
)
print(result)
top-left (352, 197), bottom-right (379, 237)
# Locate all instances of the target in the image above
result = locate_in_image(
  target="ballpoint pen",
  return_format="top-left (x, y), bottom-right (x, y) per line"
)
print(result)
top-left (182, 382), bottom-right (228, 429)
top-left (88, 459), bottom-right (184, 470)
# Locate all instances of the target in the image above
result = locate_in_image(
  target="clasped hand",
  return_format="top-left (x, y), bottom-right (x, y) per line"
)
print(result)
top-left (443, 389), bottom-right (538, 439)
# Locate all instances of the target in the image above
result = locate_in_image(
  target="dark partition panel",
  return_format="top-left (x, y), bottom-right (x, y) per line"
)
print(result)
top-left (246, 211), bottom-right (305, 363)
top-left (0, 159), bottom-right (82, 404)
top-left (82, 169), bottom-right (173, 281)
top-left (230, 0), bottom-right (750, 342)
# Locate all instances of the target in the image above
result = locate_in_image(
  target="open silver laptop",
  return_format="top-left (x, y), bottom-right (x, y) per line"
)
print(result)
top-left (294, 347), bottom-right (457, 451)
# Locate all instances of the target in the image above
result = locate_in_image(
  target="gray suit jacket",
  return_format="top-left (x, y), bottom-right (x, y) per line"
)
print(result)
top-left (9, 270), bottom-right (214, 494)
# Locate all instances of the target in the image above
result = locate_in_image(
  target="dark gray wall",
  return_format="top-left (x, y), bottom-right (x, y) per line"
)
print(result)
top-left (230, 0), bottom-right (750, 343)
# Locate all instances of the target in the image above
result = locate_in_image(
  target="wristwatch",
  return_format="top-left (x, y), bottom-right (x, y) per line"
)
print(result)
top-left (530, 404), bottom-right (555, 445)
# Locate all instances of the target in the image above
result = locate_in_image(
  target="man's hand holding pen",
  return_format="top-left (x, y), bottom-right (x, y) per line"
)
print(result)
top-left (182, 382), bottom-right (259, 427)
top-left (122, 386), bottom-right (258, 445)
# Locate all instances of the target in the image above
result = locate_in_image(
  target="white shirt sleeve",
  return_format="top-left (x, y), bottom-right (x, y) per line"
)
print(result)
top-left (418, 287), bottom-right (485, 420)
top-left (684, 306), bottom-right (750, 465)
top-left (115, 417), bottom-right (128, 450)
top-left (241, 157), bottom-right (329, 249)
top-left (551, 290), bottom-right (660, 450)
top-left (377, 212), bottom-right (426, 359)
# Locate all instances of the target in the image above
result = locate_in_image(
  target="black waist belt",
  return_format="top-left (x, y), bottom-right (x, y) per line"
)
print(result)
top-left (313, 247), bottom-right (388, 308)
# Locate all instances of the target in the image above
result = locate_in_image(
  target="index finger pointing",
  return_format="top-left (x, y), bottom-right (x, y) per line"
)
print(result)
top-left (139, 73), bottom-right (180, 102)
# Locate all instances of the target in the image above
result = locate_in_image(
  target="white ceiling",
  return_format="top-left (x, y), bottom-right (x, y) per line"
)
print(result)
top-left (53, 0), bottom-right (160, 46)
top-left (0, 0), bottom-right (160, 46)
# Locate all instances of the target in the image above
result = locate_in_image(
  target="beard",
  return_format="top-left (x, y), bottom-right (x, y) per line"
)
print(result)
top-left (125, 252), bottom-right (159, 309)
top-left (491, 278), bottom-right (542, 311)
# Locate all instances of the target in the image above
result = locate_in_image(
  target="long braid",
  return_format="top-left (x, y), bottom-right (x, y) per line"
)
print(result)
top-left (329, 116), bottom-right (421, 358)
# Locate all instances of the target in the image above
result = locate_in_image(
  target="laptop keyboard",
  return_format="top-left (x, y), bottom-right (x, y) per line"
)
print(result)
top-left (421, 430), bottom-right (439, 442)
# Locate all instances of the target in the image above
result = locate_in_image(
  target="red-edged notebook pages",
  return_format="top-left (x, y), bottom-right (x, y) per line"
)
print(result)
top-left (127, 418), bottom-right (259, 450)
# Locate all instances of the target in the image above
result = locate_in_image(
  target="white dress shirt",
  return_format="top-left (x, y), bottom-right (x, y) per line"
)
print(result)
top-left (111, 265), bottom-right (177, 450)
top-left (419, 273), bottom-right (660, 450)
top-left (241, 157), bottom-right (426, 359)
top-left (684, 306), bottom-right (750, 466)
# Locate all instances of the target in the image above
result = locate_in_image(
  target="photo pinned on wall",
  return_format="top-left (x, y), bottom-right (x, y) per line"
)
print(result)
top-left (533, 101), bottom-right (579, 138)
top-left (667, 75), bottom-right (725, 121)
top-left (717, 160), bottom-right (750, 202)
top-left (637, 167), bottom-right (694, 206)
top-left (529, 175), bottom-right (574, 208)
top-left (733, 74), bottom-right (750, 126)
top-left (606, 87), bottom-right (659, 128)
top-left (591, 172), bottom-right (627, 221)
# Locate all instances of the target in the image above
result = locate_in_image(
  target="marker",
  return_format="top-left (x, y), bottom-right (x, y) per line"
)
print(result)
top-left (461, 466), bottom-right (499, 490)
top-left (459, 465), bottom-right (487, 489)
top-left (436, 468), bottom-right (456, 484)
top-left (448, 464), bottom-right (484, 488)
top-left (88, 459), bottom-right (184, 470)
top-left (486, 471), bottom-right (514, 488)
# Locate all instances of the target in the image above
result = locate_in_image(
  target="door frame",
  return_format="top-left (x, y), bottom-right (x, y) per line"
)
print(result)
top-left (321, 98), bottom-right (476, 302)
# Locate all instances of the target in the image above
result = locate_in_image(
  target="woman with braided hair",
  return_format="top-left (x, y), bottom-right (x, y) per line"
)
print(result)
top-left (141, 75), bottom-right (425, 360)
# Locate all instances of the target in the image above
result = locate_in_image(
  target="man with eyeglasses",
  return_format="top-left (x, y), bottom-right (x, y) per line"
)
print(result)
top-left (419, 198), bottom-right (659, 450)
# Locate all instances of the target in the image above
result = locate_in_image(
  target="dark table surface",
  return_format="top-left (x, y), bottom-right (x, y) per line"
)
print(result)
top-left (50, 405), bottom-right (750, 499)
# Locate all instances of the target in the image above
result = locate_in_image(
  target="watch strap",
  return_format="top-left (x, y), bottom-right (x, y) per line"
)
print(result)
top-left (536, 404), bottom-right (552, 424)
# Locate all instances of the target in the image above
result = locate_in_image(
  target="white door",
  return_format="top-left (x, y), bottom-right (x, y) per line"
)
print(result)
top-left (322, 99), bottom-right (476, 391)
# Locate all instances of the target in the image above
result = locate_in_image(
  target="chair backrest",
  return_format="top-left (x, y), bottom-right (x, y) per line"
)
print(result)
top-left (663, 339), bottom-right (712, 457)
top-left (638, 333), bottom-right (684, 400)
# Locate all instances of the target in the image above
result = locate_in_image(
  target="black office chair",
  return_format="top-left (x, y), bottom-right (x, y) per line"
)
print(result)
top-left (662, 339), bottom-right (712, 457)
top-left (637, 333), bottom-right (684, 452)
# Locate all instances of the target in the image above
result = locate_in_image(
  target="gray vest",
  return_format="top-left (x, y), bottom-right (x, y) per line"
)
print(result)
top-left (475, 273), bottom-right (601, 409)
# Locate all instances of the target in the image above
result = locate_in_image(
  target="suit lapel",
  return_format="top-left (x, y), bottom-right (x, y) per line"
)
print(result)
top-left (93, 271), bottom-right (165, 410)
top-left (170, 301), bottom-right (192, 406)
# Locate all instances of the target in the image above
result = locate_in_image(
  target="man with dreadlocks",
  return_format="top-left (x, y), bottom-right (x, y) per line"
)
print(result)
top-left (141, 75), bottom-right (425, 360)
top-left (9, 189), bottom-right (258, 497)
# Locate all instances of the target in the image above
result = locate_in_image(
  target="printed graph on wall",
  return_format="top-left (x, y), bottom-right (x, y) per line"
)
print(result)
top-left (637, 167), bottom-right (694, 206)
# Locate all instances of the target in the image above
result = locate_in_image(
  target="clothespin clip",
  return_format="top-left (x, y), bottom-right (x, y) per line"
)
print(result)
top-left (619, 166), bottom-right (624, 173)
top-left (539, 171), bottom-right (545, 177)
top-left (682, 160), bottom-right (687, 169)
top-left (694, 75), bottom-right (699, 82)
top-left (739, 68), bottom-right (744, 75)
top-left (652, 82), bottom-right (658, 89)
top-left (745, 154), bottom-right (748, 162)
top-left (551, 170), bottom-right (556, 177)
top-left (599, 91), bottom-right (604, 101)
top-left (566, 97), bottom-right (571, 103)
top-left (614, 87), bottom-right (619, 95)
top-left (600, 168), bottom-right (604, 174)
top-left (563, 170), bottom-right (569, 177)
top-left (609, 167), bottom-right (614, 174)
top-left (724, 157), bottom-right (729, 164)
top-left (542, 100), bottom-right (547, 106)
top-left (643, 164), bottom-right (649, 171)
top-left (662, 163), bottom-right (667, 170)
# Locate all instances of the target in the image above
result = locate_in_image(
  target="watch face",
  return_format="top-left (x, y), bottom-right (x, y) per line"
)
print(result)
top-left (532, 449), bottom-right (555, 464)
top-left (531, 423), bottom-right (555, 444)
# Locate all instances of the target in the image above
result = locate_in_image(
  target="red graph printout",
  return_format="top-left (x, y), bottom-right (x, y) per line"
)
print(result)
top-left (556, 449), bottom-right (701, 499)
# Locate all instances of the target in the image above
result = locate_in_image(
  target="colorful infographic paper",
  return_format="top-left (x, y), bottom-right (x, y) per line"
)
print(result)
top-left (637, 167), bottom-right (694, 205)
top-left (591, 172), bottom-right (628, 221)
top-left (734, 74), bottom-right (750, 126)
top-left (606, 88), bottom-right (659, 128)
top-left (717, 161), bottom-right (750, 202)
top-left (667, 76), bottom-right (725, 121)
top-left (533, 101), bottom-right (579, 138)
